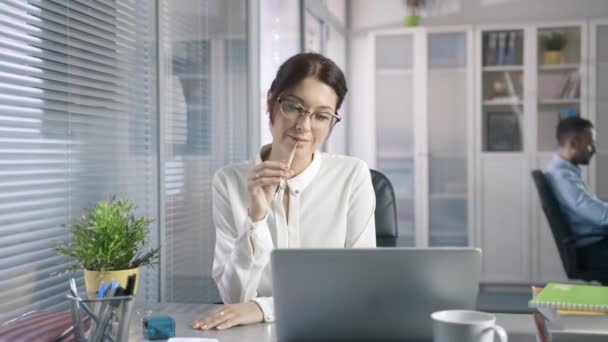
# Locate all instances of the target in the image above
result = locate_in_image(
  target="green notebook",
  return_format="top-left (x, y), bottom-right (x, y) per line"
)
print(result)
top-left (529, 282), bottom-right (608, 312)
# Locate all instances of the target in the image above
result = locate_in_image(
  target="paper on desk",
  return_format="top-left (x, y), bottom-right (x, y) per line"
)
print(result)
top-left (168, 338), bottom-right (219, 342)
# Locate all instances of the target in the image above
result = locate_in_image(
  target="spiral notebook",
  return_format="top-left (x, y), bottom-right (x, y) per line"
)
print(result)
top-left (529, 283), bottom-right (608, 313)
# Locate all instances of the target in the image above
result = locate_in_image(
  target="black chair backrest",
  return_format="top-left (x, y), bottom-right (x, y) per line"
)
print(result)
top-left (531, 169), bottom-right (577, 277)
top-left (370, 169), bottom-right (399, 247)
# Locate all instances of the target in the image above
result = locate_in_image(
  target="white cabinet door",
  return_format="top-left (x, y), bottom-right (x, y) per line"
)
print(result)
top-left (479, 156), bottom-right (530, 282)
top-left (371, 28), bottom-right (474, 248)
top-left (374, 31), bottom-right (417, 246)
top-left (532, 23), bottom-right (586, 284)
top-left (476, 26), bottom-right (530, 283)
top-left (476, 22), bottom-right (590, 284)
top-left (427, 30), bottom-right (472, 247)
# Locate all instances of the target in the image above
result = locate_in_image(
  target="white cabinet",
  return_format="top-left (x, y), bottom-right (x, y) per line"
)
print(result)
top-left (475, 22), bottom-right (589, 284)
top-left (368, 27), bottom-right (474, 248)
top-left (352, 19), bottom-right (606, 286)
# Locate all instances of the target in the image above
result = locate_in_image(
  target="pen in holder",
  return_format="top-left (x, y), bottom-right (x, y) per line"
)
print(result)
top-left (67, 289), bottom-right (134, 342)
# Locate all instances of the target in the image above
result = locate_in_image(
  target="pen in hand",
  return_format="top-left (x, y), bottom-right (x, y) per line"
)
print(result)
top-left (273, 143), bottom-right (297, 201)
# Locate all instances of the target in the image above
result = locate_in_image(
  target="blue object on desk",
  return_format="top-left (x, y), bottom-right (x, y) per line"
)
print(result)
top-left (143, 316), bottom-right (176, 340)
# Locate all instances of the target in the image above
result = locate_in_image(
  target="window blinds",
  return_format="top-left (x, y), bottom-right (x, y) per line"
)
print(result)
top-left (0, 0), bottom-right (158, 320)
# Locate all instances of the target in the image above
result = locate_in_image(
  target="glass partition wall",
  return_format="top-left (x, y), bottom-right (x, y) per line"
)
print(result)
top-left (159, 0), bottom-right (250, 303)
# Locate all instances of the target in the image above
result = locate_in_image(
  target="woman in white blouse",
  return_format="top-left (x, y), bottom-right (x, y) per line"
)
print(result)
top-left (192, 53), bottom-right (376, 331)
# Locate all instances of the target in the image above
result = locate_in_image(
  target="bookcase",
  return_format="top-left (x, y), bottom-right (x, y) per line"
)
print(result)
top-left (475, 21), bottom-right (590, 284)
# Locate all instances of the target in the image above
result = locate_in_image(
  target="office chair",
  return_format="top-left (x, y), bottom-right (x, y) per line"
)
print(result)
top-left (370, 169), bottom-right (399, 247)
top-left (531, 169), bottom-right (608, 285)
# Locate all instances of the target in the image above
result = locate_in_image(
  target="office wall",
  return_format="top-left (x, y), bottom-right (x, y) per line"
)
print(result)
top-left (350, 0), bottom-right (608, 32)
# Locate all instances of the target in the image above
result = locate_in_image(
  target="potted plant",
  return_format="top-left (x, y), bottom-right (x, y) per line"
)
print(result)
top-left (55, 196), bottom-right (159, 296)
top-left (404, 0), bottom-right (426, 27)
top-left (541, 32), bottom-right (567, 64)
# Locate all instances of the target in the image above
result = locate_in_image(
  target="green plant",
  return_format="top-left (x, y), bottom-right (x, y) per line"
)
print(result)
top-left (55, 196), bottom-right (159, 272)
top-left (541, 32), bottom-right (567, 51)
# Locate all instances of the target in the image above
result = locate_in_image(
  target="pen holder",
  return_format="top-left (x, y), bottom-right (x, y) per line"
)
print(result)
top-left (67, 291), bottom-right (135, 342)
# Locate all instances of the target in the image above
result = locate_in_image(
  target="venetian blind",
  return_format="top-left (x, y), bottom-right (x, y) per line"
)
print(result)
top-left (0, 0), bottom-right (158, 320)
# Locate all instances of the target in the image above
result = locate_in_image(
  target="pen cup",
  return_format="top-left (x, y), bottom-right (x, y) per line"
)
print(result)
top-left (67, 291), bottom-right (135, 342)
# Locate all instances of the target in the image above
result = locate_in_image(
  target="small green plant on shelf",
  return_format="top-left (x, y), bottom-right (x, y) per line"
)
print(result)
top-left (541, 32), bottom-right (567, 64)
top-left (541, 32), bottom-right (567, 51)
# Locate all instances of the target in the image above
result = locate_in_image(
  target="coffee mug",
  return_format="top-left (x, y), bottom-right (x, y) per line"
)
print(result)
top-left (431, 310), bottom-right (508, 342)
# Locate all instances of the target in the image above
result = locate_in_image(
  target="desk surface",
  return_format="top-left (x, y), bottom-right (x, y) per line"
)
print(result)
top-left (128, 303), bottom-right (606, 342)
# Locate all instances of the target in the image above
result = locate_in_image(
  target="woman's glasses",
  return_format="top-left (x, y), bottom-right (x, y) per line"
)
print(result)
top-left (277, 97), bottom-right (341, 128)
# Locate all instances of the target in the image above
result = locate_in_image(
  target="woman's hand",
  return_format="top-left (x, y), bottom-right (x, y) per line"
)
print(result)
top-left (247, 161), bottom-right (293, 221)
top-left (191, 302), bottom-right (264, 331)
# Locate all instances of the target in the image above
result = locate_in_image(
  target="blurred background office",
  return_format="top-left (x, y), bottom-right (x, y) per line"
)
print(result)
top-left (1, 0), bottom-right (608, 321)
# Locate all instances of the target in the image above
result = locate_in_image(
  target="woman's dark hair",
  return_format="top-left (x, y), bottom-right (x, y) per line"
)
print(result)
top-left (268, 53), bottom-right (347, 122)
top-left (556, 116), bottom-right (593, 146)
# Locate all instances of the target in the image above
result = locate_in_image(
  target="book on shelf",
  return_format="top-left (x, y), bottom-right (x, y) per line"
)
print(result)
top-left (503, 71), bottom-right (518, 97)
top-left (485, 31), bottom-right (518, 66)
top-left (497, 32), bottom-right (507, 65)
top-left (485, 111), bottom-right (521, 151)
top-left (486, 32), bottom-right (498, 66)
top-left (558, 71), bottom-right (581, 99)
top-left (506, 31), bottom-right (517, 65)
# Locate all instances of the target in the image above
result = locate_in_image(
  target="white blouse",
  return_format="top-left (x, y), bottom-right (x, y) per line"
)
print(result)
top-left (211, 147), bottom-right (376, 322)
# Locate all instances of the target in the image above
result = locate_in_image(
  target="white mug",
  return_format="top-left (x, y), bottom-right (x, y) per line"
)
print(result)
top-left (431, 310), bottom-right (508, 342)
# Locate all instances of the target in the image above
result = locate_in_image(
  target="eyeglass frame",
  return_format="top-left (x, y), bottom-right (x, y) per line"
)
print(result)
top-left (276, 96), bottom-right (342, 128)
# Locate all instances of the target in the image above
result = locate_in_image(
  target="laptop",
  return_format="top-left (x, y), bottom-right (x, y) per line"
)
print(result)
top-left (271, 248), bottom-right (482, 341)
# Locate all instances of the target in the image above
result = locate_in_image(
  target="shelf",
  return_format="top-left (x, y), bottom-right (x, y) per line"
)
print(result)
top-left (538, 63), bottom-right (580, 71)
top-left (482, 65), bottom-right (524, 72)
top-left (483, 98), bottom-right (522, 106)
top-left (538, 98), bottom-right (580, 105)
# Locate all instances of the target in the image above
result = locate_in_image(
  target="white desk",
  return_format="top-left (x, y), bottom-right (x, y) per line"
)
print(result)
top-left (128, 303), bottom-right (606, 341)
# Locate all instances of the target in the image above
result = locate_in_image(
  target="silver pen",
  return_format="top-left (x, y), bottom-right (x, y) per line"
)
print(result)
top-left (273, 143), bottom-right (297, 200)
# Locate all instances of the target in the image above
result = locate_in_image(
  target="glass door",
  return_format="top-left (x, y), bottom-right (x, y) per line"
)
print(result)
top-left (427, 31), bottom-right (470, 246)
top-left (375, 33), bottom-right (416, 246)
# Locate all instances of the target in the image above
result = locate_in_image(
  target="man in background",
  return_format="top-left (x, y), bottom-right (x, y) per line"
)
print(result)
top-left (546, 116), bottom-right (608, 270)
